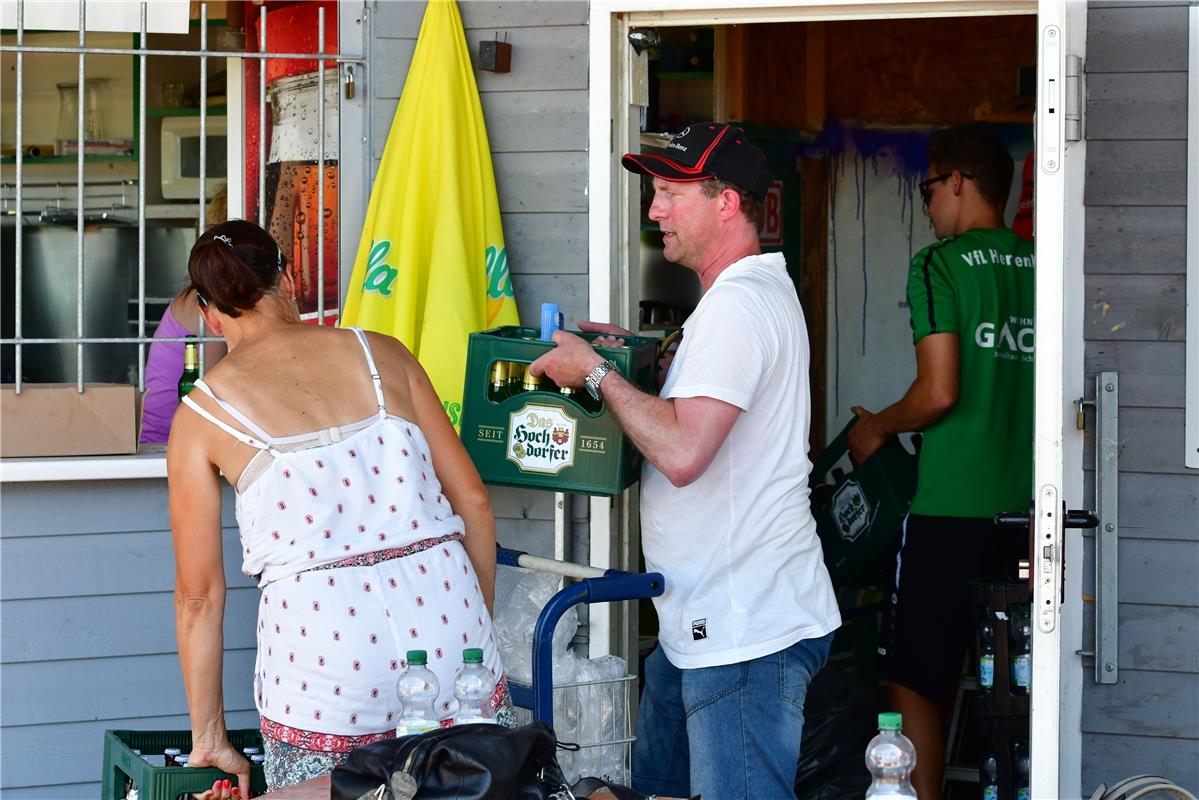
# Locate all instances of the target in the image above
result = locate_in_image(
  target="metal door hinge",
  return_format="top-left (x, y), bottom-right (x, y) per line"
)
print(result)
top-left (1065, 54), bottom-right (1083, 142)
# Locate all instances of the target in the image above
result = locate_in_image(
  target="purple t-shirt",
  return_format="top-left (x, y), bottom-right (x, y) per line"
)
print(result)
top-left (139, 306), bottom-right (192, 444)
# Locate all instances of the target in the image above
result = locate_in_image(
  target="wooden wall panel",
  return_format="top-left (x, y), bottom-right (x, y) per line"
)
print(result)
top-left (1080, 538), bottom-right (1199, 607)
top-left (1081, 603), bottom-right (1199, 674)
top-left (1087, 73), bottom-right (1189, 141)
top-left (1086, 5), bottom-right (1190, 73)
top-left (1083, 275), bottom-right (1186, 343)
top-left (1081, 669), bottom-right (1199, 738)
top-left (1083, 342), bottom-right (1186, 408)
top-left (1084, 206), bottom-right (1187, 275)
top-left (1082, 732), bottom-right (1199, 794)
top-left (1081, 474), bottom-right (1198, 542)
top-left (1084, 141), bottom-right (1189, 206)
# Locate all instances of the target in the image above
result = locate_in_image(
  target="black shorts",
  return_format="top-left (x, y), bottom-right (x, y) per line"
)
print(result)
top-left (880, 514), bottom-right (1028, 702)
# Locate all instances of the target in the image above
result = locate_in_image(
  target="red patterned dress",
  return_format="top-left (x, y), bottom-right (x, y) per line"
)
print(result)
top-left (181, 328), bottom-right (512, 790)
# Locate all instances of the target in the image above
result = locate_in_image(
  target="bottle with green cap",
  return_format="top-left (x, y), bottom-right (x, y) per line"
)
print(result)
top-left (452, 647), bottom-right (497, 725)
top-left (395, 649), bottom-right (440, 736)
top-left (864, 712), bottom-right (917, 798)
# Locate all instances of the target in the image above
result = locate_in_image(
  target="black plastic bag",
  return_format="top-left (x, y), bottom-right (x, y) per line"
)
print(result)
top-left (794, 664), bottom-right (875, 800)
top-left (330, 721), bottom-right (571, 800)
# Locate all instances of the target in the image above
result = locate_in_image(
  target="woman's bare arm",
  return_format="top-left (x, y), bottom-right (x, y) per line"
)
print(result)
top-left (167, 411), bottom-right (251, 794)
top-left (401, 349), bottom-right (497, 612)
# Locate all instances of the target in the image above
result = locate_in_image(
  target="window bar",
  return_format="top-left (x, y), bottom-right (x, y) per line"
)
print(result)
top-left (137, 1), bottom-right (148, 391)
top-left (14, 0), bottom-right (25, 393)
top-left (317, 5), bottom-right (326, 325)
top-left (198, 2), bottom-right (209, 375)
top-left (258, 4), bottom-right (267, 229)
top-left (75, 0), bottom-right (87, 393)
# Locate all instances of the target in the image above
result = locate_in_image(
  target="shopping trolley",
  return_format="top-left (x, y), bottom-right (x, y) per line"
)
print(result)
top-left (496, 546), bottom-right (664, 785)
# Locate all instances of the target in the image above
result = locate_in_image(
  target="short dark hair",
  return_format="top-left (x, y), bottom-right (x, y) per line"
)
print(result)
top-left (698, 177), bottom-right (764, 229)
top-left (188, 219), bottom-right (286, 317)
top-left (927, 127), bottom-right (1015, 211)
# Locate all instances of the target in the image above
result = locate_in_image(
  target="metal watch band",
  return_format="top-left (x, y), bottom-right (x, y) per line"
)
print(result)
top-left (585, 359), bottom-right (618, 401)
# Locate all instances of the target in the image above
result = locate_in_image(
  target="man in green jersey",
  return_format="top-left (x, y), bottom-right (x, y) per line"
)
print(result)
top-left (849, 127), bottom-right (1034, 799)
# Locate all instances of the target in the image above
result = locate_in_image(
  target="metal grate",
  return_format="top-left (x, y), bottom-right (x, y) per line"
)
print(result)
top-left (1, 1), bottom-right (364, 393)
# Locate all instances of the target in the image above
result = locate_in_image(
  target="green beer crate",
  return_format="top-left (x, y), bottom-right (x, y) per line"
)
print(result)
top-left (460, 326), bottom-right (658, 495)
top-left (101, 728), bottom-right (268, 800)
top-left (809, 416), bottom-right (917, 587)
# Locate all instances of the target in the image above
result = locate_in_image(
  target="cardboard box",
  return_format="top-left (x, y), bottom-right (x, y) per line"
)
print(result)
top-left (1, 383), bottom-right (138, 458)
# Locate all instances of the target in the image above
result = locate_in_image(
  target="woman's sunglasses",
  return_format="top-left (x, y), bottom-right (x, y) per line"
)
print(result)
top-left (919, 171), bottom-right (974, 206)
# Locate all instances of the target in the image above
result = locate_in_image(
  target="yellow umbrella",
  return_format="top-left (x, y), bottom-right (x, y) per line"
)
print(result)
top-left (341, 0), bottom-right (519, 427)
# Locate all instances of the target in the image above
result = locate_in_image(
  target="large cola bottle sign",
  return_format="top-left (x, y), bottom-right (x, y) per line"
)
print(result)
top-left (506, 403), bottom-right (578, 475)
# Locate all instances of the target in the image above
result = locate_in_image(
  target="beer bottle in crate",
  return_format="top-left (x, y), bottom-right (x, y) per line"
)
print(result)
top-left (488, 361), bottom-right (511, 402)
top-left (178, 339), bottom-right (200, 399)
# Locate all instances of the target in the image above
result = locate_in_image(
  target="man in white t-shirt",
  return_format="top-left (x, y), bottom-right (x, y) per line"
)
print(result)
top-left (529, 122), bottom-right (840, 800)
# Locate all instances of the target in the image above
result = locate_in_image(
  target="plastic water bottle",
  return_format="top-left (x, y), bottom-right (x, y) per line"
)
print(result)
top-left (452, 647), bottom-right (497, 725)
top-left (979, 612), bottom-right (996, 692)
top-left (1013, 739), bottom-right (1031, 800)
top-left (1010, 604), bottom-right (1032, 695)
top-left (396, 649), bottom-right (440, 736)
top-left (864, 712), bottom-right (917, 799)
top-left (980, 740), bottom-right (1000, 800)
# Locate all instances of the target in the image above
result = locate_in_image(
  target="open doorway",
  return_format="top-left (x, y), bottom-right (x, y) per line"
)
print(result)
top-left (629, 12), bottom-right (1038, 799)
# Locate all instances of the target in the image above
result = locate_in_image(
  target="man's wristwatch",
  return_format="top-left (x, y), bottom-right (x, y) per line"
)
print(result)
top-left (584, 359), bottom-right (618, 401)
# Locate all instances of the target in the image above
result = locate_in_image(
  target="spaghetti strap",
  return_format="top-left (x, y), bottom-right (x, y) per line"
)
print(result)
top-left (350, 328), bottom-right (388, 420)
top-left (193, 379), bottom-right (277, 443)
top-left (181, 394), bottom-right (274, 452)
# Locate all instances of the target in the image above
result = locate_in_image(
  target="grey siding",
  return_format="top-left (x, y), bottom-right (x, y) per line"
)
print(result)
top-left (368, 0), bottom-right (593, 563)
top-left (0, 479), bottom-right (261, 798)
top-left (1082, 3), bottom-right (1199, 791)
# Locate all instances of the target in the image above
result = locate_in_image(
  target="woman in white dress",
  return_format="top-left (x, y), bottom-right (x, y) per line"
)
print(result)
top-left (168, 220), bottom-right (510, 795)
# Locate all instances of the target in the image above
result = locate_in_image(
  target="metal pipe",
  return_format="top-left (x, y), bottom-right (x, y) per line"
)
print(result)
top-left (198, 3), bottom-right (208, 375)
top-left (1, 337), bottom-right (225, 346)
top-left (258, 4), bottom-right (267, 229)
top-left (317, 6), bottom-right (326, 325)
top-left (0, 44), bottom-right (365, 63)
top-left (14, 0), bottom-right (24, 393)
top-left (75, 0), bottom-right (86, 392)
top-left (136, 1), bottom-right (148, 391)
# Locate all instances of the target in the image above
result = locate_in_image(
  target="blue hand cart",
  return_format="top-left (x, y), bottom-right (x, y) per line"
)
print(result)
top-left (496, 546), bottom-right (664, 784)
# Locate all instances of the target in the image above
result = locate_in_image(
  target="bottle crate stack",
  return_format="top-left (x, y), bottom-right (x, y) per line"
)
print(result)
top-left (974, 580), bottom-right (1033, 800)
top-left (101, 729), bottom-right (268, 800)
top-left (459, 326), bottom-right (659, 496)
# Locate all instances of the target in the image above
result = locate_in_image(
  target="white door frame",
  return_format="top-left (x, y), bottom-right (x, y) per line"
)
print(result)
top-left (588, 1), bottom-right (1088, 796)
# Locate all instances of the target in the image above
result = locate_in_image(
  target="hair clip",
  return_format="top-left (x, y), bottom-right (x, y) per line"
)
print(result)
top-left (214, 234), bottom-right (234, 247)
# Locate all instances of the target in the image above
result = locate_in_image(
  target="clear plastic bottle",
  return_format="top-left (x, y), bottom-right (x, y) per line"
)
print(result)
top-left (980, 740), bottom-right (1000, 800)
top-left (396, 649), bottom-right (440, 736)
top-left (864, 712), bottom-right (917, 799)
top-left (1010, 603), bottom-right (1032, 695)
top-left (1013, 739), bottom-right (1031, 800)
top-left (452, 647), bottom-right (497, 725)
top-left (979, 611), bottom-right (996, 693)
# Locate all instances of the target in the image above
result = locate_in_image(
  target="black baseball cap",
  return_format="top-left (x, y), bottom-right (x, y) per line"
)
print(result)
top-left (621, 122), bottom-right (772, 199)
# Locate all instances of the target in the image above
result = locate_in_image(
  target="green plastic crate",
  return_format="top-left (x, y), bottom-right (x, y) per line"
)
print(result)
top-left (460, 326), bottom-right (659, 495)
top-left (809, 416), bottom-right (917, 586)
top-left (101, 729), bottom-right (268, 800)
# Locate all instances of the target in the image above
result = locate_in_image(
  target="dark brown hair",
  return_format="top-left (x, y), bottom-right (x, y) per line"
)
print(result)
top-left (927, 127), bottom-right (1015, 211)
top-left (699, 177), bottom-right (765, 229)
top-left (188, 219), bottom-right (286, 317)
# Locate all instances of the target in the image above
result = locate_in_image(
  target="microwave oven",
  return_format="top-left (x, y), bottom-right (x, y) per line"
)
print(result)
top-left (160, 115), bottom-right (228, 200)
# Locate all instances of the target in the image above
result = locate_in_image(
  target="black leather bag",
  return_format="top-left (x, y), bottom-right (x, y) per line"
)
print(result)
top-left (330, 722), bottom-right (572, 800)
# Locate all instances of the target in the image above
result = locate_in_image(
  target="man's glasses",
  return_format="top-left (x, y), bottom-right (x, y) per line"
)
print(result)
top-left (919, 171), bottom-right (974, 206)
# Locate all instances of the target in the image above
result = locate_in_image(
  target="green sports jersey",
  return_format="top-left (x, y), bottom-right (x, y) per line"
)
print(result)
top-left (906, 226), bottom-right (1035, 518)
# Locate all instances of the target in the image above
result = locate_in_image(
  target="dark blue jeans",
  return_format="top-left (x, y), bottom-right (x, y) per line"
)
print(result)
top-left (631, 632), bottom-right (833, 799)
